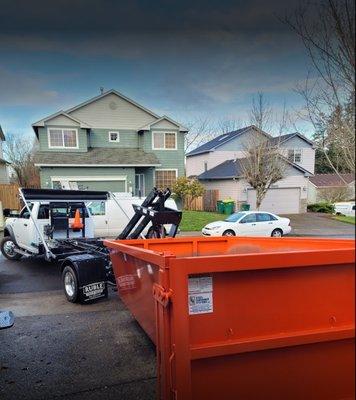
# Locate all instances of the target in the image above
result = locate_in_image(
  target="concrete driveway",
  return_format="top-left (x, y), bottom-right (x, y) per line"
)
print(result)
top-left (0, 255), bottom-right (156, 400)
top-left (285, 213), bottom-right (355, 238)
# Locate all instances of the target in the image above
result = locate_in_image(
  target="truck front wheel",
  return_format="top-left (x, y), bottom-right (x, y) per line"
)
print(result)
top-left (1, 236), bottom-right (22, 260)
top-left (62, 265), bottom-right (79, 303)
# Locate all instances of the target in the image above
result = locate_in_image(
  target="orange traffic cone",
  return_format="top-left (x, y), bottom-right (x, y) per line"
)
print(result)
top-left (71, 209), bottom-right (83, 230)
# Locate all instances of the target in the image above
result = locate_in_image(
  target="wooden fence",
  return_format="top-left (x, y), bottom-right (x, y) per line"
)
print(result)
top-left (184, 190), bottom-right (219, 212)
top-left (0, 184), bottom-right (21, 210)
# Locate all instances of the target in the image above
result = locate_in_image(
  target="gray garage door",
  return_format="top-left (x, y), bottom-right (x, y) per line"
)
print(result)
top-left (75, 180), bottom-right (126, 192)
top-left (247, 188), bottom-right (301, 214)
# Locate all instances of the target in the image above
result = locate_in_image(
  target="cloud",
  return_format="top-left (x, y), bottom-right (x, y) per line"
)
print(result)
top-left (0, 67), bottom-right (59, 106)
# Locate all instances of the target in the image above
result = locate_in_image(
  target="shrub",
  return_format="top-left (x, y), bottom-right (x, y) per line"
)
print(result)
top-left (307, 202), bottom-right (335, 214)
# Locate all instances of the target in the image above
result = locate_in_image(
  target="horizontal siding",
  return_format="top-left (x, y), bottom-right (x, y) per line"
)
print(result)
top-left (89, 128), bottom-right (139, 148)
top-left (279, 137), bottom-right (315, 174)
top-left (141, 129), bottom-right (185, 177)
top-left (69, 93), bottom-right (157, 130)
top-left (186, 151), bottom-right (243, 177)
top-left (151, 119), bottom-right (179, 129)
top-left (201, 180), bottom-right (242, 202)
top-left (44, 115), bottom-right (80, 126)
top-left (38, 126), bottom-right (88, 152)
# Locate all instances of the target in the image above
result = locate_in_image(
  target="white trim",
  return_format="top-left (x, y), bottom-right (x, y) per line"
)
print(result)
top-left (108, 131), bottom-right (120, 142)
top-left (47, 128), bottom-right (79, 149)
top-left (152, 131), bottom-right (177, 150)
top-left (35, 163), bottom-right (161, 167)
top-left (138, 115), bottom-right (188, 132)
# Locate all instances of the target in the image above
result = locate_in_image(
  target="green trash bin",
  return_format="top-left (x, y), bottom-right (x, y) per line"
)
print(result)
top-left (224, 201), bottom-right (235, 215)
top-left (241, 203), bottom-right (250, 211)
top-left (217, 200), bottom-right (225, 213)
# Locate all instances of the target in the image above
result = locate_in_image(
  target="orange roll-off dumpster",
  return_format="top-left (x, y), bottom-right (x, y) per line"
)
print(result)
top-left (105, 236), bottom-right (355, 400)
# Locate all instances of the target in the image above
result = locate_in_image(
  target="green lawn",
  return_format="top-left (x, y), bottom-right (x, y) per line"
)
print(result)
top-left (333, 215), bottom-right (355, 225)
top-left (180, 210), bottom-right (225, 231)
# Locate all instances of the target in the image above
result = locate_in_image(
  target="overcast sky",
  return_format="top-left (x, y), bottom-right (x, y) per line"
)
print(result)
top-left (0, 0), bottom-right (314, 138)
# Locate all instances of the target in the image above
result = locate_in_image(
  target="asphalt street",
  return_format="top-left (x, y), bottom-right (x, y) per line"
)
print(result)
top-left (0, 255), bottom-right (156, 400)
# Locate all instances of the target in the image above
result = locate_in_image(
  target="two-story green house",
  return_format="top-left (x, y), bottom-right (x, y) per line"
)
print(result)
top-left (33, 89), bottom-right (187, 195)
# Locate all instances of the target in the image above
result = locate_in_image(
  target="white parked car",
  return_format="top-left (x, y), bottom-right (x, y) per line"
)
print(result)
top-left (333, 202), bottom-right (355, 217)
top-left (202, 211), bottom-right (292, 237)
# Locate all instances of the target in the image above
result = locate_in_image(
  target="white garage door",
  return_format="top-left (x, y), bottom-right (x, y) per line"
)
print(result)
top-left (247, 188), bottom-right (301, 214)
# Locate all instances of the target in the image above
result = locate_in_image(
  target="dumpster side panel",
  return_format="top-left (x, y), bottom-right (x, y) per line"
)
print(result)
top-left (109, 249), bottom-right (161, 342)
top-left (191, 339), bottom-right (355, 400)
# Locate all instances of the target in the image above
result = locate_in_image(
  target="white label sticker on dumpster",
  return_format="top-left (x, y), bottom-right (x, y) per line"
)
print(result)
top-left (188, 276), bottom-right (213, 315)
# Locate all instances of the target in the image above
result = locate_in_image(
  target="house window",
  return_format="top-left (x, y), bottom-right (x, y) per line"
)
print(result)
top-left (152, 132), bottom-right (177, 150)
top-left (155, 170), bottom-right (177, 189)
top-left (48, 128), bottom-right (78, 148)
top-left (109, 131), bottom-right (120, 142)
top-left (288, 149), bottom-right (302, 163)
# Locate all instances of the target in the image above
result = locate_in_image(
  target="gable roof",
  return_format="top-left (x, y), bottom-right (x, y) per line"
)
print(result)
top-left (269, 132), bottom-right (314, 146)
top-left (198, 156), bottom-right (310, 180)
top-left (32, 111), bottom-right (91, 128)
top-left (138, 115), bottom-right (188, 132)
top-left (309, 173), bottom-right (355, 187)
top-left (186, 125), bottom-right (271, 157)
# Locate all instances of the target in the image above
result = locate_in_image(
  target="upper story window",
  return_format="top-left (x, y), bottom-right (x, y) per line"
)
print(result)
top-left (48, 128), bottom-right (78, 149)
top-left (109, 131), bottom-right (120, 142)
top-left (152, 131), bottom-right (177, 150)
top-left (288, 149), bottom-right (302, 163)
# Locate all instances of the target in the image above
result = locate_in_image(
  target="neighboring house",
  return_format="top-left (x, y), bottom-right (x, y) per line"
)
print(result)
top-left (308, 173), bottom-right (355, 203)
top-left (33, 89), bottom-right (187, 195)
top-left (186, 126), bottom-right (315, 214)
top-left (0, 126), bottom-right (9, 184)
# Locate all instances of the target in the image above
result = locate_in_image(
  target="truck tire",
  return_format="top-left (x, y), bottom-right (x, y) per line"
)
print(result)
top-left (1, 236), bottom-right (22, 260)
top-left (62, 265), bottom-right (79, 303)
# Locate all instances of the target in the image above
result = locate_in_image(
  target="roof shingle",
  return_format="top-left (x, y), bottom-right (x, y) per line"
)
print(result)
top-left (309, 173), bottom-right (355, 187)
top-left (34, 148), bottom-right (161, 166)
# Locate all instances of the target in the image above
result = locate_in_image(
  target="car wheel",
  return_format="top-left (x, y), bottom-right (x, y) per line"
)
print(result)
top-left (62, 265), bottom-right (79, 303)
top-left (222, 229), bottom-right (235, 237)
top-left (271, 229), bottom-right (283, 238)
top-left (0, 236), bottom-right (22, 260)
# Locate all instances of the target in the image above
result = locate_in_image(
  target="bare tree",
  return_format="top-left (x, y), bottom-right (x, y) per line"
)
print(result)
top-left (284, 0), bottom-right (355, 177)
top-left (249, 92), bottom-right (274, 131)
top-left (184, 117), bottom-right (216, 154)
top-left (217, 118), bottom-right (241, 134)
top-left (3, 134), bottom-right (40, 187)
top-left (241, 138), bottom-right (286, 209)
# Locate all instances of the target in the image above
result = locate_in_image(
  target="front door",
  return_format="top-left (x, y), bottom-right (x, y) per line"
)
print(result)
top-left (135, 174), bottom-right (145, 197)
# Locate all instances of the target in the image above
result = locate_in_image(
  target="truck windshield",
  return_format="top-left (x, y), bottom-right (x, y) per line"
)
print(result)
top-left (225, 212), bottom-right (246, 222)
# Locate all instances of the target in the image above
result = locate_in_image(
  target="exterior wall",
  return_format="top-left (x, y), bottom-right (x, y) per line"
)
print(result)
top-left (40, 167), bottom-right (135, 191)
top-left (200, 179), bottom-right (242, 202)
top-left (307, 182), bottom-right (318, 204)
top-left (140, 128), bottom-right (185, 177)
top-left (0, 164), bottom-right (8, 183)
top-left (45, 114), bottom-right (80, 126)
top-left (38, 126), bottom-right (88, 152)
top-left (150, 120), bottom-right (179, 130)
top-left (217, 128), bottom-right (266, 151)
top-left (279, 136), bottom-right (315, 174)
top-left (69, 93), bottom-right (157, 130)
top-left (89, 128), bottom-right (139, 148)
top-left (186, 151), bottom-right (243, 177)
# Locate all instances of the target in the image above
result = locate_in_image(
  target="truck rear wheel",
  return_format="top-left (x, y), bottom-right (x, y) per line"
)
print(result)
top-left (1, 236), bottom-right (22, 261)
top-left (62, 265), bottom-right (79, 303)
